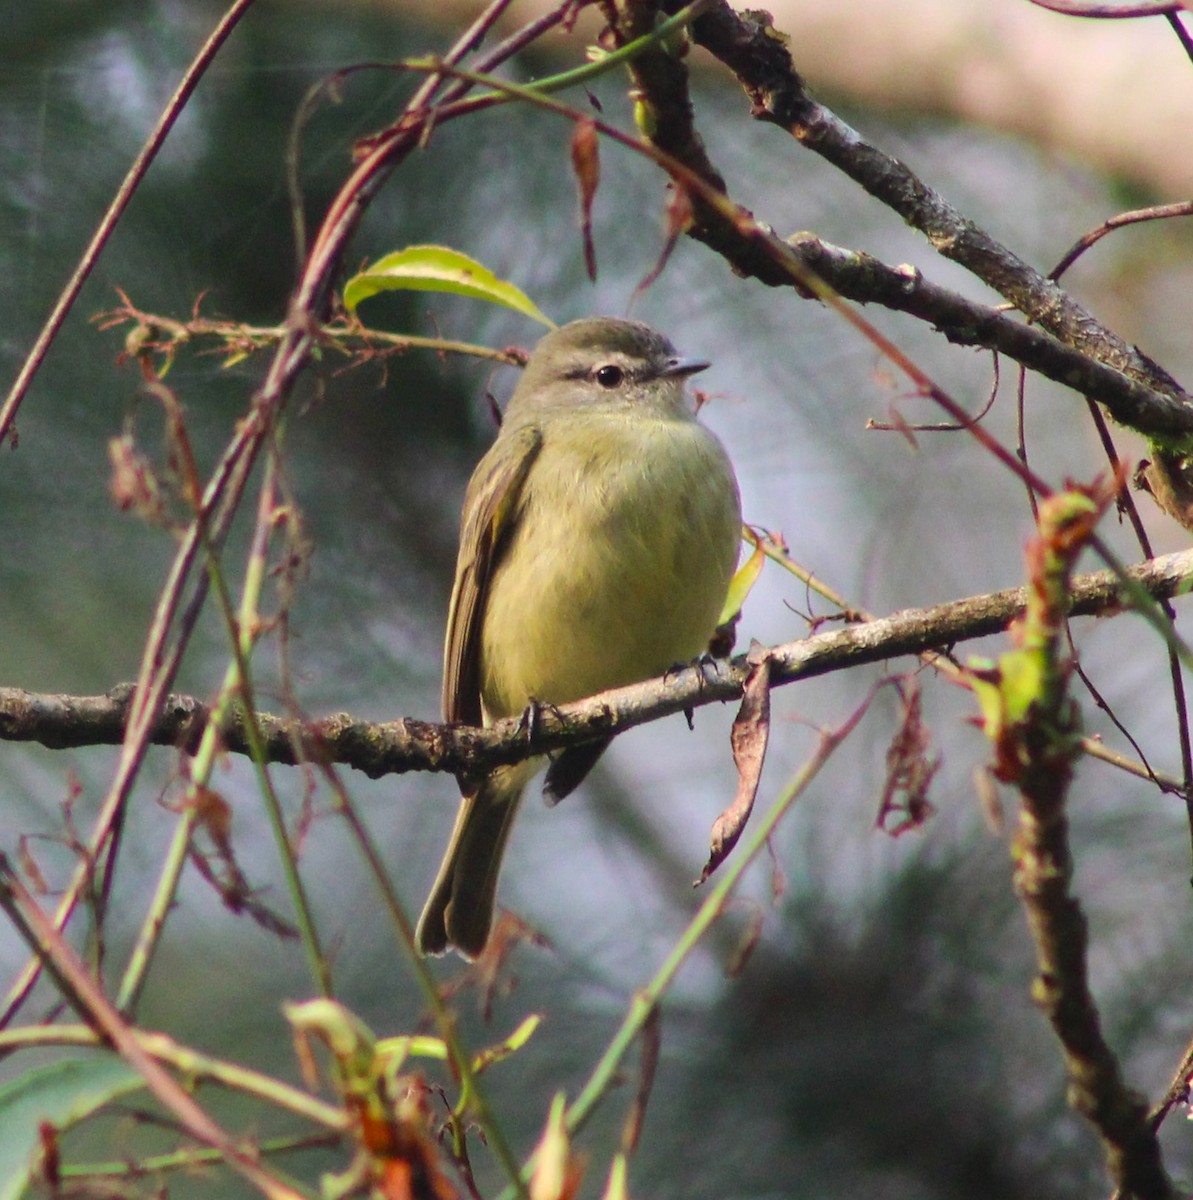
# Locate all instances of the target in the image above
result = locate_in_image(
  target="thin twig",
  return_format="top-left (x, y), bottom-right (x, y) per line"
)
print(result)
top-left (0, 0), bottom-right (258, 447)
top-left (0, 856), bottom-right (307, 1200)
top-left (1048, 201), bottom-right (1193, 281)
top-left (96, 302), bottom-right (526, 370)
top-left (867, 350), bottom-right (1001, 433)
top-left (682, 1), bottom-right (1188, 403)
top-left (499, 692), bottom-right (878, 1200)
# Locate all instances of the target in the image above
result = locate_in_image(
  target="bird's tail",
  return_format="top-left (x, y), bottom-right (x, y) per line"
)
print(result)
top-left (415, 762), bottom-right (534, 957)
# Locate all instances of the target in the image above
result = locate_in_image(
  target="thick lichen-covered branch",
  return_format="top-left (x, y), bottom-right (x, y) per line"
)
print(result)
top-left (4, 549), bottom-right (1193, 784)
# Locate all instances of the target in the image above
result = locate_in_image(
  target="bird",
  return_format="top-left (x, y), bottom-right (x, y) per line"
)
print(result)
top-left (415, 316), bottom-right (742, 957)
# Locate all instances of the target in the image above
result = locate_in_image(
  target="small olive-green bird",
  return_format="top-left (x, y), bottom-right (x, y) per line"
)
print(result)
top-left (415, 317), bottom-right (742, 957)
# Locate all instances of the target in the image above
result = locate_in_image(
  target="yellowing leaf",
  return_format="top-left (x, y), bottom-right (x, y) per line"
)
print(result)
top-left (530, 1093), bottom-right (584, 1200)
top-left (718, 527), bottom-right (765, 627)
top-left (601, 1154), bottom-right (630, 1200)
top-left (343, 245), bottom-right (556, 328)
top-left (471, 1013), bottom-right (542, 1073)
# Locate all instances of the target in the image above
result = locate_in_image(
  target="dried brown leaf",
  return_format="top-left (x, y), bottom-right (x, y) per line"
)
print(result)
top-left (373, 1078), bottom-right (461, 1200)
top-left (974, 765), bottom-right (1006, 834)
top-left (108, 433), bottom-right (165, 524)
top-left (186, 785), bottom-right (299, 938)
top-left (635, 182), bottom-right (694, 298)
top-left (875, 677), bottom-right (939, 836)
top-left (724, 903), bottom-right (765, 978)
top-left (471, 910), bottom-right (547, 1022)
top-left (571, 119), bottom-right (600, 282)
top-left (698, 649), bottom-right (773, 884)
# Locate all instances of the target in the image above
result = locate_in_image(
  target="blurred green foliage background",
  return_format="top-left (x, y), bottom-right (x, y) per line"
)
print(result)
top-left (4, 2), bottom-right (1193, 1197)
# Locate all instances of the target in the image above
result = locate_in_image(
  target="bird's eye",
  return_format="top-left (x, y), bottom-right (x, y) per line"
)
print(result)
top-left (594, 364), bottom-right (624, 389)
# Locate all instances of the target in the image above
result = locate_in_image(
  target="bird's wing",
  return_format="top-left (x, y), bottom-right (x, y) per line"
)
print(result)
top-left (442, 424), bottom-right (543, 726)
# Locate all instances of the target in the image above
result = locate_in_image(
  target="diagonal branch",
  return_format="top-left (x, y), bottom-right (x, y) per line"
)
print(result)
top-left (590, 2), bottom-right (1193, 443)
top-left (684, 1), bottom-right (1185, 399)
top-left (4, 550), bottom-right (1192, 781)
top-left (0, 0), bottom-right (259, 446)
top-left (783, 235), bottom-right (1191, 437)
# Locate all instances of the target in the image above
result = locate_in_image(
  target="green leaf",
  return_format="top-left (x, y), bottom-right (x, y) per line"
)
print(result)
top-left (342, 245), bottom-right (556, 328)
top-left (0, 1055), bottom-right (144, 1200)
top-left (471, 1013), bottom-right (542, 1073)
top-left (718, 528), bottom-right (765, 627)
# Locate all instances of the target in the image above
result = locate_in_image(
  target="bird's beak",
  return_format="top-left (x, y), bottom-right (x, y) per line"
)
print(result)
top-left (659, 356), bottom-right (710, 379)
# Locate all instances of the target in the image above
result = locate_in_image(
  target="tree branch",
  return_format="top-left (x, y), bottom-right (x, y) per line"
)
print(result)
top-left (4, 550), bottom-right (1191, 780)
top-left (686, 2), bottom-right (1186, 393)
top-left (586, 1), bottom-right (1193, 449)
top-left (784, 235), bottom-right (1193, 437)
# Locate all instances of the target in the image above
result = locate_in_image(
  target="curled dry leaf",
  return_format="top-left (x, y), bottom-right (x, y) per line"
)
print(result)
top-left (875, 676), bottom-right (939, 836)
top-left (698, 646), bottom-right (773, 884)
top-left (571, 118), bottom-right (600, 282)
top-left (108, 433), bottom-right (165, 524)
top-left (635, 181), bottom-right (694, 298)
top-left (186, 785), bottom-right (299, 938)
top-left (449, 909), bottom-right (549, 1022)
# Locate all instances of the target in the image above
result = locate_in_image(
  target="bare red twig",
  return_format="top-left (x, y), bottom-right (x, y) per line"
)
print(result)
top-left (0, 0), bottom-right (258, 448)
top-left (0, 0), bottom-right (589, 1035)
top-left (0, 855), bottom-right (304, 1200)
top-left (1049, 201), bottom-right (1193, 281)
